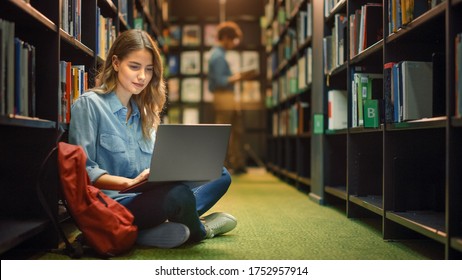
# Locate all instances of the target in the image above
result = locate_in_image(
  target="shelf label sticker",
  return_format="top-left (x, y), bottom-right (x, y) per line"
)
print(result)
top-left (364, 99), bottom-right (379, 128)
top-left (313, 114), bottom-right (324, 134)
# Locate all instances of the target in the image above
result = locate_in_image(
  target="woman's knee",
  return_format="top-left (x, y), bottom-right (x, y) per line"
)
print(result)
top-left (165, 185), bottom-right (196, 209)
top-left (221, 167), bottom-right (232, 187)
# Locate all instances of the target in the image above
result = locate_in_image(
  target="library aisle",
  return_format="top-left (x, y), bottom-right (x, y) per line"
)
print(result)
top-left (23, 168), bottom-right (440, 260)
top-left (2, 0), bottom-right (462, 262)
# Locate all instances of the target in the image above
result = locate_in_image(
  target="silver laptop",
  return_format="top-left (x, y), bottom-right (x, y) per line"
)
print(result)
top-left (120, 124), bottom-right (231, 193)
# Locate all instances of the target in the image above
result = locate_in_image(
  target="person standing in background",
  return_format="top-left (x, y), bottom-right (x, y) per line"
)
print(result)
top-left (208, 21), bottom-right (255, 174)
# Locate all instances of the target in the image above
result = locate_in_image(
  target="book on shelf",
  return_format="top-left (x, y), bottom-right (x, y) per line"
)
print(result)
top-left (97, 14), bottom-right (116, 59)
top-left (401, 61), bottom-right (433, 121)
top-left (349, 8), bottom-right (361, 58)
top-left (357, 3), bottom-right (383, 54)
top-left (180, 51), bottom-right (201, 75)
top-left (181, 78), bottom-right (201, 103)
top-left (8, 36), bottom-right (36, 118)
top-left (296, 2), bottom-right (313, 43)
top-left (389, 0), bottom-right (429, 33)
top-left (133, 17), bottom-right (144, 30)
top-left (58, 61), bottom-right (87, 123)
top-left (59, 61), bottom-right (68, 123)
top-left (392, 62), bottom-right (403, 122)
top-left (0, 24), bottom-right (3, 115)
top-left (167, 78), bottom-right (180, 102)
top-left (288, 104), bottom-right (299, 135)
top-left (334, 13), bottom-right (347, 67)
top-left (271, 81), bottom-right (278, 108)
top-left (352, 72), bottom-right (383, 127)
top-left (182, 24), bottom-right (201, 46)
top-left (1, 19), bottom-right (15, 116)
top-left (14, 38), bottom-right (25, 116)
top-left (287, 64), bottom-right (298, 95)
top-left (306, 47), bottom-right (312, 84)
top-left (363, 99), bottom-right (380, 128)
top-left (456, 33), bottom-right (462, 117)
top-left (61, 0), bottom-right (82, 40)
top-left (391, 61), bottom-right (434, 122)
top-left (323, 35), bottom-right (333, 74)
top-left (328, 89), bottom-right (348, 130)
top-left (297, 55), bottom-right (306, 89)
top-left (384, 62), bottom-right (396, 123)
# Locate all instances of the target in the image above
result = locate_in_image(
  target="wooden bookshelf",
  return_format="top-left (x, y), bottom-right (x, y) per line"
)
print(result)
top-left (0, 219), bottom-right (48, 254)
top-left (266, 0), bottom-right (462, 259)
top-left (0, 0), bottom-right (165, 256)
top-left (264, 0), bottom-right (313, 190)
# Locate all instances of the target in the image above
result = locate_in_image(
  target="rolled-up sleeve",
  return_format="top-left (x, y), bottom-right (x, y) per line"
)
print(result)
top-left (68, 95), bottom-right (108, 183)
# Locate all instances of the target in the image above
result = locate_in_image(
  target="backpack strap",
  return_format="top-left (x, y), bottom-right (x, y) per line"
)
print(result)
top-left (36, 144), bottom-right (83, 258)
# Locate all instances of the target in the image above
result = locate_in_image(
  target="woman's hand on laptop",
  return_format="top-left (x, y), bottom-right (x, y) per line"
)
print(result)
top-left (94, 168), bottom-right (150, 191)
top-left (130, 168), bottom-right (150, 186)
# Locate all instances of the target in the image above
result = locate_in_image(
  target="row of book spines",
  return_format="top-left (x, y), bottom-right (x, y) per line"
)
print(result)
top-left (349, 4), bottom-right (383, 59)
top-left (0, 19), bottom-right (36, 118)
top-left (96, 9), bottom-right (117, 59)
top-left (60, 0), bottom-right (82, 40)
top-left (385, 61), bottom-right (436, 123)
top-left (264, 1), bottom-right (313, 50)
top-left (347, 63), bottom-right (433, 128)
top-left (268, 47), bottom-right (312, 84)
top-left (263, 0), bottom-right (306, 26)
top-left (323, 4), bottom-right (383, 73)
top-left (268, 60), bottom-right (312, 107)
top-left (329, 51), bottom-right (461, 130)
top-left (60, 3), bottom-right (148, 56)
top-left (272, 102), bottom-right (310, 136)
top-left (59, 61), bottom-right (88, 124)
top-left (387, 0), bottom-right (434, 34)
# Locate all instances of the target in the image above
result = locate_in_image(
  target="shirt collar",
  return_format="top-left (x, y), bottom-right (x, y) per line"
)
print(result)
top-left (107, 92), bottom-right (140, 118)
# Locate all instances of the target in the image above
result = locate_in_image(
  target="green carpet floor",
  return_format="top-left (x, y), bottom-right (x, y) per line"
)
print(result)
top-left (36, 168), bottom-right (443, 260)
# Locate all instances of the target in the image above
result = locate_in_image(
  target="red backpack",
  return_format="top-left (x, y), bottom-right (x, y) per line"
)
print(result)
top-left (56, 142), bottom-right (137, 257)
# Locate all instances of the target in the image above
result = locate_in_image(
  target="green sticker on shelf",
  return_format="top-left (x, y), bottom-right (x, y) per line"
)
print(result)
top-left (313, 114), bottom-right (324, 134)
top-left (364, 99), bottom-right (379, 128)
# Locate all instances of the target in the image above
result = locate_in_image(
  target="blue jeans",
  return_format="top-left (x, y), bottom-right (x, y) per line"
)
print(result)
top-left (119, 167), bottom-right (231, 242)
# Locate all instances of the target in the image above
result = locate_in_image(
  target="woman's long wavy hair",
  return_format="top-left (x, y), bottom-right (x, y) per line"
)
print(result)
top-left (93, 29), bottom-right (166, 139)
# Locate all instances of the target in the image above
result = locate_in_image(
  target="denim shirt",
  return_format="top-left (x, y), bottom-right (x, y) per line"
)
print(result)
top-left (208, 46), bottom-right (233, 92)
top-left (68, 91), bottom-right (156, 201)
